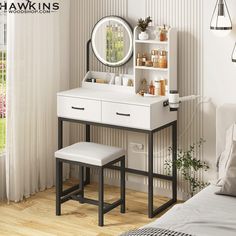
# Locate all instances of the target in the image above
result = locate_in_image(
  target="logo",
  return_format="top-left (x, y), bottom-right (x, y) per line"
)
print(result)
top-left (0, 0), bottom-right (60, 14)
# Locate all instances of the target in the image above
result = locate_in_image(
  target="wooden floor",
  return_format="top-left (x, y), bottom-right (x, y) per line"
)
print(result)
top-left (0, 181), bottom-right (172, 236)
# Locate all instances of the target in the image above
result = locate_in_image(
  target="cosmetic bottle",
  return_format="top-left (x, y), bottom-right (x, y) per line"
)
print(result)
top-left (159, 25), bottom-right (168, 41)
top-left (136, 53), bottom-right (143, 66)
top-left (154, 80), bottom-right (160, 96)
top-left (106, 71), bottom-right (112, 83)
top-left (149, 80), bottom-right (155, 95)
top-left (153, 57), bottom-right (159, 68)
top-left (158, 50), bottom-right (168, 68)
top-left (142, 53), bottom-right (147, 66)
top-left (160, 78), bottom-right (166, 96)
top-left (165, 85), bottom-right (169, 96)
top-left (151, 50), bottom-right (158, 62)
top-left (145, 60), bottom-right (153, 67)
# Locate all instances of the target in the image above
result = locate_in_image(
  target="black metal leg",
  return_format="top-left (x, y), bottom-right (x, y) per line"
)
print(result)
top-left (148, 131), bottom-right (154, 218)
top-left (56, 159), bottom-right (63, 216)
top-left (86, 39), bottom-right (91, 72)
top-left (58, 118), bottom-right (63, 149)
top-left (57, 117), bottom-right (177, 218)
top-left (172, 121), bottom-right (177, 202)
top-left (98, 167), bottom-right (104, 226)
top-left (79, 165), bottom-right (84, 198)
top-left (85, 124), bottom-right (91, 185)
top-left (120, 157), bottom-right (125, 213)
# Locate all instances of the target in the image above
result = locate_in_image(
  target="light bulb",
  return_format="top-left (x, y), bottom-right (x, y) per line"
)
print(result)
top-left (212, 15), bottom-right (232, 37)
top-left (210, 0), bottom-right (232, 37)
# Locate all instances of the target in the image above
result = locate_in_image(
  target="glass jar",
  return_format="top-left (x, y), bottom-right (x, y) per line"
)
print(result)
top-left (151, 49), bottom-right (158, 62)
top-left (158, 50), bottom-right (168, 68)
top-left (156, 25), bottom-right (168, 41)
top-left (142, 53), bottom-right (147, 66)
top-left (145, 60), bottom-right (153, 67)
top-left (160, 78), bottom-right (166, 96)
top-left (136, 53), bottom-right (143, 66)
top-left (159, 26), bottom-right (168, 41)
top-left (149, 80), bottom-right (155, 95)
top-left (153, 57), bottom-right (159, 68)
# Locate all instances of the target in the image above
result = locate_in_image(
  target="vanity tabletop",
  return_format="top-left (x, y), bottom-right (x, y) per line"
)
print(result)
top-left (57, 88), bottom-right (167, 107)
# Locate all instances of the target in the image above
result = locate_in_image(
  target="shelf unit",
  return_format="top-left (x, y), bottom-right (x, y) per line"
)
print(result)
top-left (133, 26), bottom-right (178, 94)
top-left (135, 66), bottom-right (168, 72)
top-left (135, 39), bottom-right (168, 45)
top-left (82, 26), bottom-right (177, 95)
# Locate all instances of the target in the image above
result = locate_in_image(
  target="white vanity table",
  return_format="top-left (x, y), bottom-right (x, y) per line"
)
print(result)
top-left (57, 87), bottom-right (176, 130)
top-left (57, 87), bottom-right (177, 218)
top-left (57, 16), bottom-right (178, 218)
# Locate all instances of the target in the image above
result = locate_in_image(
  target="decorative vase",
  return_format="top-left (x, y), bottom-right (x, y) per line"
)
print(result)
top-left (138, 31), bottom-right (149, 40)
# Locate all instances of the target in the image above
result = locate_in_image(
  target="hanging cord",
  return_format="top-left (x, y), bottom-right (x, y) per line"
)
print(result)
top-left (130, 96), bottom-right (211, 156)
top-left (178, 96), bottom-right (210, 140)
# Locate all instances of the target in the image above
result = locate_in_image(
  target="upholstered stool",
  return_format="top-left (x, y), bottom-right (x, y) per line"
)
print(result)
top-left (55, 142), bottom-right (126, 226)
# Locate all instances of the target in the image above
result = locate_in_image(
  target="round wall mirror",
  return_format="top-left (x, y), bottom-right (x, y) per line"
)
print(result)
top-left (91, 16), bottom-right (133, 67)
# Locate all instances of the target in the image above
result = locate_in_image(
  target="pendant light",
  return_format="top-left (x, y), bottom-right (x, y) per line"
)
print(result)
top-left (232, 43), bottom-right (236, 63)
top-left (210, 0), bottom-right (232, 37)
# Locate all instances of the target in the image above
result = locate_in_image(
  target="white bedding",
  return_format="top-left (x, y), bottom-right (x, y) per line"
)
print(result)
top-left (145, 185), bottom-right (236, 236)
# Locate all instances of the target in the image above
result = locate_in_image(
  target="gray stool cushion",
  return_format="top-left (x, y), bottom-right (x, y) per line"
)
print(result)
top-left (55, 142), bottom-right (125, 166)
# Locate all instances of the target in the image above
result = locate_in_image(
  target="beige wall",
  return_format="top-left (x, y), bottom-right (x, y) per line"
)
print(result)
top-left (203, 0), bottom-right (236, 183)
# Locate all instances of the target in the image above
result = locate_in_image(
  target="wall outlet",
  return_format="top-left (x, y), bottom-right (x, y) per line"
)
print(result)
top-left (130, 142), bottom-right (144, 151)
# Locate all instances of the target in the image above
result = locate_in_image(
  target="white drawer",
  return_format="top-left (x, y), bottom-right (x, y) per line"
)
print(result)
top-left (57, 96), bottom-right (101, 122)
top-left (102, 101), bottom-right (151, 129)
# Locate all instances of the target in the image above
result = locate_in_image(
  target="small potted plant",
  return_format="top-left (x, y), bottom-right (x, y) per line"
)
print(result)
top-left (137, 16), bottom-right (152, 40)
top-left (165, 138), bottom-right (210, 197)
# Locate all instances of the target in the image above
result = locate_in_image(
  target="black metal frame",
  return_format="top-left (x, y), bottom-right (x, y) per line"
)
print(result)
top-left (58, 117), bottom-right (177, 218)
top-left (89, 15), bottom-right (133, 69)
top-left (56, 155), bottom-right (126, 227)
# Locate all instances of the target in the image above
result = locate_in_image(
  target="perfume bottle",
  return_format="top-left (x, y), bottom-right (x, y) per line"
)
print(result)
top-left (154, 80), bottom-right (160, 96)
top-left (158, 50), bottom-right (168, 68)
top-left (149, 80), bottom-right (155, 95)
top-left (159, 24), bottom-right (168, 41)
top-left (142, 53), bottom-right (147, 66)
top-left (136, 53), bottom-right (143, 66)
top-left (160, 78), bottom-right (166, 96)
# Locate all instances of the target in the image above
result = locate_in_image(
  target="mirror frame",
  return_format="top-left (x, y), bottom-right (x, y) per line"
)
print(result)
top-left (91, 16), bottom-right (133, 67)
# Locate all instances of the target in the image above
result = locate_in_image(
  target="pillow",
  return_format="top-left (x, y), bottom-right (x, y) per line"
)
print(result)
top-left (217, 123), bottom-right (236, 186)
top-left (216, 141), bottom-right (236, 197)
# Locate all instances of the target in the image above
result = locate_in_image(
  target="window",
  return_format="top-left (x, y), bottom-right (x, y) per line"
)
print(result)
top-left (106, 24), bottom-right (125, 63)
top-left (0, 15), bottom-right (6, 154)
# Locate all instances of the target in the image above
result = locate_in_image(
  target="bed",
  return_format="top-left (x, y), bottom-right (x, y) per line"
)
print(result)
top-left (142, 184), bottom-right (236, 236)
top-left (122, 104), bottom-right (236, 236)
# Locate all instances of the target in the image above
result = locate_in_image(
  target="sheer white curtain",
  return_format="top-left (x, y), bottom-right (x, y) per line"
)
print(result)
top-left (0, 157), bottom-right (6, 200)
top-left (0, 11), bottom-right (7, 201)
top-left (6, 0), bottom-right (70, 202)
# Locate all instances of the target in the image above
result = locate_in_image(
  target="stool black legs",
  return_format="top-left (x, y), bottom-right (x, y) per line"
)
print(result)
top-left (98, 167), bottom-right (104, 226)
top-left (79, 166), bottom-right (84, 199)
top-left (55, 156), bottom-right (126, 226)
top-left (120, 158), bottom-right (125, 213)
top-left (56, 159), bottom-right (62, 216)
top-left (98, 156), bottom-right (125, 226)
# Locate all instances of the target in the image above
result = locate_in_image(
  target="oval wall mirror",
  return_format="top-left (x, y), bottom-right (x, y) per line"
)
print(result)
top-left (91, 16), bottom-right (133, 67)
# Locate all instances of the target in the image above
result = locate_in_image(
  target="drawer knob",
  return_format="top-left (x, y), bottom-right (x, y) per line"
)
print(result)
top-left (116, 112), bottom-right (130, 117)
top-left (71, 106), bottom-right (85, 111)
